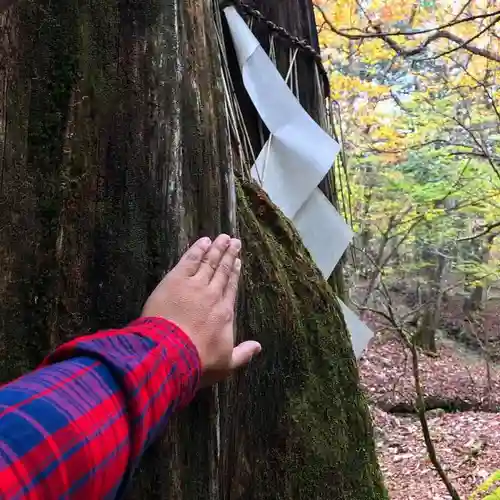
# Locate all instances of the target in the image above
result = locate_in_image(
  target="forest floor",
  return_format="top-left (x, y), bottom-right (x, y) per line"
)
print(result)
top-left (360, 331), bottom-right (500, 500)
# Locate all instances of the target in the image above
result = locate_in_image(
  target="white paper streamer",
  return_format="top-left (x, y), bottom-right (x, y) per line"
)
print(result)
top-left (293, 188), bottom-right (354, 278)
top-left (224, 6), bottom-right (339, 219)
top-left (224, 6), bottom-right (373, 358)
top-left (337, 299), bottom-right (374, 358)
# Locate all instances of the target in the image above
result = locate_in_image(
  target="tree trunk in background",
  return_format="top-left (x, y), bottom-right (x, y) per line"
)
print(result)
top-left (415, 248), bottom-right (447, 352)
top-left (0, 1), bottom-right (386, 499)
top-left (464, 285), bottom-right (485, 316)
top-left (463, 234), bottom-right (496, 316)
top-left (462, 237), bottom-right (484, 316)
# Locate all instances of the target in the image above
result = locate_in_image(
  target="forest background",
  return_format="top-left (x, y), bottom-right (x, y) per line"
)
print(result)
top-left (315, 0), bottom-right (500, 498)
top-left (1, 0), bottom-right (500, 497)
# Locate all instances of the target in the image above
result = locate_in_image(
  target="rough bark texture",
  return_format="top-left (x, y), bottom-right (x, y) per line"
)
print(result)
top-left (0, 0), bottom-right (386, 498)
top-left (1, 1), bottom-right (229, 498)
top-left (227, 179), bottom-right (386, 499)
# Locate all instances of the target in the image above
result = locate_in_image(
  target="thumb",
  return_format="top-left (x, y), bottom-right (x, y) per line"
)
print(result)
top-left (230, 341), bottom-right (262, 370)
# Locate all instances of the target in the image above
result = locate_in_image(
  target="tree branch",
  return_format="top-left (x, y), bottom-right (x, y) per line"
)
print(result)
top-left (449, 114), bottom-right (500, 181)
top-left (375, 18), bottom-right (500, 63)
top-left (458, 221), bottom-right (500, 241)
top-left (422, 15), bottom-right (500, 62)
top-left (314, 3), bottom-right (500, 38)
top-left (409, 338), bottom-right (461, 500)
top-left (315, 3), bottom-right (500, 63)
top-left (358, 274), bottom-right (462, 500)
top-left (449, 55), bottom-right (500, 124)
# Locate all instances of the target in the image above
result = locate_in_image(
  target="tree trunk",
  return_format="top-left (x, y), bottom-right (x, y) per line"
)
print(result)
top-left (414, 249), bottom-right (446, 352)
top-left (464, 285), bottom-right (484, 315)
top-left (463, 234), bottom-right (496, 316)
top-left (1, 1), bottom-right (229, 498)
top-left (0, 1), bottom-right (386, 499)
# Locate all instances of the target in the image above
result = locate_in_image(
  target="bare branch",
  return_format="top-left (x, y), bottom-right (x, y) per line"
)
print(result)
top-left (451, 0), bottom-right (475, 24)
top-left (422, 15), bottom-right (500, 62)
top-left (314, 3), bottom-right (500, 38)
top-left (376, 18), bottom-right (500, 63)
top-left (449, 151), bottom-right (500, 162)
top-left (357, 270), bottom-right (462, 500)
top-left (419, 96), bottom-right (500, 181)
top-left (315, 3), bottom-right (500, 63)
top-left (449, 115), bottom-right (500, 181)
top-left (449, 56), bottom-right (500, 124)
top-left (458, 221), bottom-right (500, 241)
top-left (409, 339), bottom-right (461, 500)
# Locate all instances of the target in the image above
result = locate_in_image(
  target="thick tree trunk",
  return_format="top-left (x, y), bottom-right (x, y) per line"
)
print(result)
top-left (1, 1), bottom-right (229, 498)
top-left (0, 1), bottom-right (385, 499)
top-left (228, 179), bottom-right (386, 499)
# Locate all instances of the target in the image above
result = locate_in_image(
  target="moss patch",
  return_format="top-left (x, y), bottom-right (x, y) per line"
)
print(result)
top-left (226, 178), bottom-right (387, 499)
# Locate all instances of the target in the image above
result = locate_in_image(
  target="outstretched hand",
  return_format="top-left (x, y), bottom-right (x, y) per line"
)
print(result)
top-left (142, 234), bottom-right (262, 387)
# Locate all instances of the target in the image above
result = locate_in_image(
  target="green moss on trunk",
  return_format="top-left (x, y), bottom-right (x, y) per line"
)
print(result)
top-left (222, 178), bottom-right (387, 499)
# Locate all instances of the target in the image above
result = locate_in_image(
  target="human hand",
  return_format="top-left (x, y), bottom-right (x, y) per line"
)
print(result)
top-left (141, 234), bottom-right (262, 387)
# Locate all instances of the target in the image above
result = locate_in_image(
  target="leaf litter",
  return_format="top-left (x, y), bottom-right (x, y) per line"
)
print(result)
top-left (360, 333), bottom-right (500, 499)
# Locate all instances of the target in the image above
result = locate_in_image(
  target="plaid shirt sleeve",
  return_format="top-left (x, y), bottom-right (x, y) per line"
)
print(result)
top-left (0, 317), bottom-right (201, 499)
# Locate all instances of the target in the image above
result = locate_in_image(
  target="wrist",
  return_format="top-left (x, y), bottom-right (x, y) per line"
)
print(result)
top-left (131, 316), bottom-right (202, 372)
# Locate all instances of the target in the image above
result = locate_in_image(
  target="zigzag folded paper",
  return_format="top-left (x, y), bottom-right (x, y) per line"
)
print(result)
top-left (224, 6), bottom-right (339, 219)
top-left (224, 5), bottom-right (373, 358)
top-left (293, 188), bottom-right (354, 279)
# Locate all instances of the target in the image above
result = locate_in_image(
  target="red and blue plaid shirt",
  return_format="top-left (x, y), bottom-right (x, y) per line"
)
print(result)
top-left (0, 317), bottom-right (201, 499)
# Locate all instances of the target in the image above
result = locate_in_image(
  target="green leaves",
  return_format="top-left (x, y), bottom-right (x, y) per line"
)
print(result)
top-left (470, 470), bottom-right (500, 499)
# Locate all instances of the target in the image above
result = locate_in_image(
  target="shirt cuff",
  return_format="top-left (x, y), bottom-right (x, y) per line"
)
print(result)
top-left (128, 316), bottom-right (202, 377)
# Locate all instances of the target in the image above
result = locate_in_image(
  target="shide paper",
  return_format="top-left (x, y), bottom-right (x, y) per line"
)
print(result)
top-left (337, 299), bottom-right (374, 358)
top-left (251, 123), bottom-right (338, 220)
top-left (224, 5), bottom-right (338, 219)
top-left (293, 188), bottom-right (354, 279)
top-left (224, 6), bottom-right (373, 357)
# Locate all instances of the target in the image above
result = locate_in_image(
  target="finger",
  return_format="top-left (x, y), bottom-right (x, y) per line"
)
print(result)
top-left (210, 239), bottom-right (241, 293)
top-left (174, 237), bottom-right (212, 276)
top-left (222, 257), bottom-right (241, 307)
top-left (229, 341), bottom-right (262, 371)
top-left (196, 233), bottom-right (231, 282)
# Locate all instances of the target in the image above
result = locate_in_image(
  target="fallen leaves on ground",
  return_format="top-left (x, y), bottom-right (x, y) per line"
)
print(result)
top-left (360, 335), bottom-right (500, 412)
top-left (360, 335), bottom-right (500, 499)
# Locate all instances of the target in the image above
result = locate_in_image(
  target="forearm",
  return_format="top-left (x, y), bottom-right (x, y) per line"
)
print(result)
top-left (0, 317), bottom-right (201, 499)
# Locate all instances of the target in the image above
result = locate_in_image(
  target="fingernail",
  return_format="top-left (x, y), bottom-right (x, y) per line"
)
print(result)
top-left (199, 237), bottom-right (211, 248)
top-left (216, 234), bottom-right (231, 247)
top-left (235, 258), bottom-right (242, 271)
top-left (231, 238), bottom-right (242, 251)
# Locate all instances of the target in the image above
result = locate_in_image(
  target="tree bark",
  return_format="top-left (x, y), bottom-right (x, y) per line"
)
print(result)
top-left (0, 1), bottom-right (386, 499)
top-left (414, 248), bottom-right (446, 352)
top-left (1, 1), bottom-right (229, 498)
top-left (463, 234), bottom-right (496, 316)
